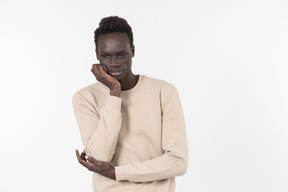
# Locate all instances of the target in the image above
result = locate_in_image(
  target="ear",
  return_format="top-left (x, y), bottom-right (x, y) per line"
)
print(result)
top-left (131, 45), bottom-right (135, 57)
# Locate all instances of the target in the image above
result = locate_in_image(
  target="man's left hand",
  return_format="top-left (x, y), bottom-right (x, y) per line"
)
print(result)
top-left (75, 150), bottom-right (116, 180)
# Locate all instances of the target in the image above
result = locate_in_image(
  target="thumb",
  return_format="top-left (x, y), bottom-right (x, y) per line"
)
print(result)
top-left (85, 155), bottom-right (97, 164)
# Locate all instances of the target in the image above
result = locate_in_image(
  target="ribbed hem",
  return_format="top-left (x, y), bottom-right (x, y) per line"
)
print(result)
top-left (103, 96), bottom-right (122, 112)
top-left (115, 165), bottom-right (130, 181)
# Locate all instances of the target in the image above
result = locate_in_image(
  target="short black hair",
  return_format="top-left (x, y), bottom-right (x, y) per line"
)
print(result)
top-left (94, 16), bottom-right (134, 49)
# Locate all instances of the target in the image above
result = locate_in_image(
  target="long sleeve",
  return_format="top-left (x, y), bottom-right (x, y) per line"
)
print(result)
top-left (72, 92), bottom-right (122, 162)
top-left (115, 86), bottom-right (189, 182)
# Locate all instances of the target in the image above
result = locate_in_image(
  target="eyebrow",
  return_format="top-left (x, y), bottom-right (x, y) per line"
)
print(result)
top-left (101, 49), bottom-right (128, 55)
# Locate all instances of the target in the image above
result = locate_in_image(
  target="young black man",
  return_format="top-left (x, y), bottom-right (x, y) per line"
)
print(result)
top-left (72, 16), bottom-right (188, 192)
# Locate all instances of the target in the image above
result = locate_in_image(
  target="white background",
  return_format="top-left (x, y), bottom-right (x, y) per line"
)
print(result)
top-left (0, 0), bottom-right (288, 191)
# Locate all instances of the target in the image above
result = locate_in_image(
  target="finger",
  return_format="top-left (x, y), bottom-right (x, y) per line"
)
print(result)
top-left (81, 150), bottom-right (86, 160)
top-left (75, 150), bottom-right (80, 157)
top-left (78, 158), bottom-right (94, 170)
top-left (100, 64), bottom-right (107, 72)
top-left (92, 63), bottom-right (100, 68)
top-left (76, 150), bottom-right (83, 160)
top-left (87, 156), bottom-right (104, 168)
top-left (76, 152), bottom-right (93, 170)
top-left (76, 150), bottom-right (82, 161)
top-left (76, 150), bottom-right (88, 163)
top-left (85, 155), bottom-right (95, 163)
top-left (97, 65), bottom-right (106, 75)
top-left (91, 64), bottom-right (99, 72)
top-left (77, 157), bottom-right (101, 172)
top-left (76, 155), bottom-right (107, 173)
top-left (93, 64), bottom-right (103, 76)
top-left (91, 64), bottom-right (98, 73)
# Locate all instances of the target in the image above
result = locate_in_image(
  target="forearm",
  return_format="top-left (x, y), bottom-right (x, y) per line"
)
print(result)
top-left (85, 105), bottom-right (122, 161)
top-left (115, 152), bottom-right (188, 182)
top-left (73, 94), bottom-right (122, 162)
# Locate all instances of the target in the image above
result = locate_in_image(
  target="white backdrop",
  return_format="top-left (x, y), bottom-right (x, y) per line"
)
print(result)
top-left (0, 0), bottom-right (288, 191)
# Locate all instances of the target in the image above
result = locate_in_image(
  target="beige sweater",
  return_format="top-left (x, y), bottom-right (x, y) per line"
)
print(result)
top-left (72, 75), bottom-right (188, 192)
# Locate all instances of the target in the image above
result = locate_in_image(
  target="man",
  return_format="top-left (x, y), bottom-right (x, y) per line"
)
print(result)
top-left (73, 16), bottom-right (188, 192)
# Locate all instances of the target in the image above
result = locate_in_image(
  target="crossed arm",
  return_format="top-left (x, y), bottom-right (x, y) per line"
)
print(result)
top-left (73, 87), bottom-right (188, 182)
top-left (73, 64), bottom-right (188, 182)
top-left (74, 64), bottom-right (120, 180)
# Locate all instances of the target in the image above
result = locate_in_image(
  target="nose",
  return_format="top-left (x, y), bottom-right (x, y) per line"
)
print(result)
top-left (109, 56), bottom-right (120, 67)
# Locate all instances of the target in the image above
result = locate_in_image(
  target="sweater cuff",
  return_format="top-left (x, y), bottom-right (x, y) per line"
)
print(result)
top-left (115, 165), bottom-right (130, 181)
top-left (103, 96), bottom-right (122, 112)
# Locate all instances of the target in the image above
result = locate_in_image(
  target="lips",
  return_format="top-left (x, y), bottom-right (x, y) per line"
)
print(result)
top-left (109, 71), bottom-right (122, 76)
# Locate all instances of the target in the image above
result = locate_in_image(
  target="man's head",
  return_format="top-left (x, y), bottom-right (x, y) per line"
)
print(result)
top-left (94, 16), bottom-right (136, 82)
top-left (94, 16), bottom-right (134, 50)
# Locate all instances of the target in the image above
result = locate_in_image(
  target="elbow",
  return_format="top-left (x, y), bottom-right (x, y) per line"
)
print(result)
top-left (85, 143), bottom-right (114, 162)
top-left (178, 157), bottom-right (189, 176)
top-left (169, 154), bottom-right (188, 176)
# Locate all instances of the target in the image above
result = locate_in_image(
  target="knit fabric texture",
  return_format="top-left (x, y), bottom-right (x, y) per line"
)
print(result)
top-left (72, 75), bottom-right (188, 192)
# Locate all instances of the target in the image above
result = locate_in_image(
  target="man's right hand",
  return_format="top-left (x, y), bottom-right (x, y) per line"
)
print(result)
top-left (91, 64), bottom-right (121, 97)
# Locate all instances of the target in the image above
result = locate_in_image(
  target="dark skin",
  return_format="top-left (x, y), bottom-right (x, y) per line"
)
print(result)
top-left (91, 32), bottom-right (138, 96)
top-left (75, 150), bottom-right (116, 180)
top-left (75, 32), bottom-right (139, 180)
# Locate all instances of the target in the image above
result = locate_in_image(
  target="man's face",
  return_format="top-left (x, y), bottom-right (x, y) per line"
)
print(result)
top-left (96, 32), bottom-right (134, 81)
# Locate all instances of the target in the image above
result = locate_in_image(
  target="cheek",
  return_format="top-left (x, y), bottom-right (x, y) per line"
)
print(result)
top-left (122, 57), bottom-right (132, 65)
top-left (99, 59), bottom-right (109, 66)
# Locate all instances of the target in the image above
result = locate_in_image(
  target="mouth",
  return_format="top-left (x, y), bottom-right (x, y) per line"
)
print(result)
top-left (109, 71), bottom-right (122, 77)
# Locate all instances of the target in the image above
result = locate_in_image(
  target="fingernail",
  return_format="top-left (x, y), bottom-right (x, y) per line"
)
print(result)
top-left (85, 155), bottom-right (88, 159)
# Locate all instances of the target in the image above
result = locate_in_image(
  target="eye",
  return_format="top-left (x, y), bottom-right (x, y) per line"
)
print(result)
top-left (102, 54), bottom-right (111, 59)
top-left (117, 53), bottom-right (127, 59)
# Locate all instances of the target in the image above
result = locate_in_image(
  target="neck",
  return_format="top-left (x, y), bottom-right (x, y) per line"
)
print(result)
top-left (120, 74), bottom-right (139, 91)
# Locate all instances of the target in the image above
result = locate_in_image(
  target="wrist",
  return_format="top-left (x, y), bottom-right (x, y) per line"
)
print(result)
top-left (101, 166), bottom-right (116, 180)
top-left (110, 87), bottom-right (121, 97)
top-left (109, 167), bottom-right (116, 180)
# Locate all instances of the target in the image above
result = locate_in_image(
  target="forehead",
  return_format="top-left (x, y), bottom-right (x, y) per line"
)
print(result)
top-left (97, 32), bottom-right (130, 53)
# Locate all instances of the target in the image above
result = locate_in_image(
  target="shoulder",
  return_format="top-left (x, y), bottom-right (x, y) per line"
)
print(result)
top-left (141, 75), bottom-right (181, 105)
top-left (142, 75), bottom-right (178, 94)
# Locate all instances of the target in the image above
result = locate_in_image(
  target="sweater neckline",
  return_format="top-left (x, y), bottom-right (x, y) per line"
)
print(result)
top-left (121, 74), bottom-right (144, 95)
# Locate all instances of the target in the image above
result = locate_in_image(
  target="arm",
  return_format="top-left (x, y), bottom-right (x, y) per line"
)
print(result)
top-left (73, 93), bottom-right (122, 161)
top-left (74, 83), bottom-right (188, 182)
top-left (115, 86), bottom-right (189, 182)
top-left (73, 64), bottom-right (122, 161)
